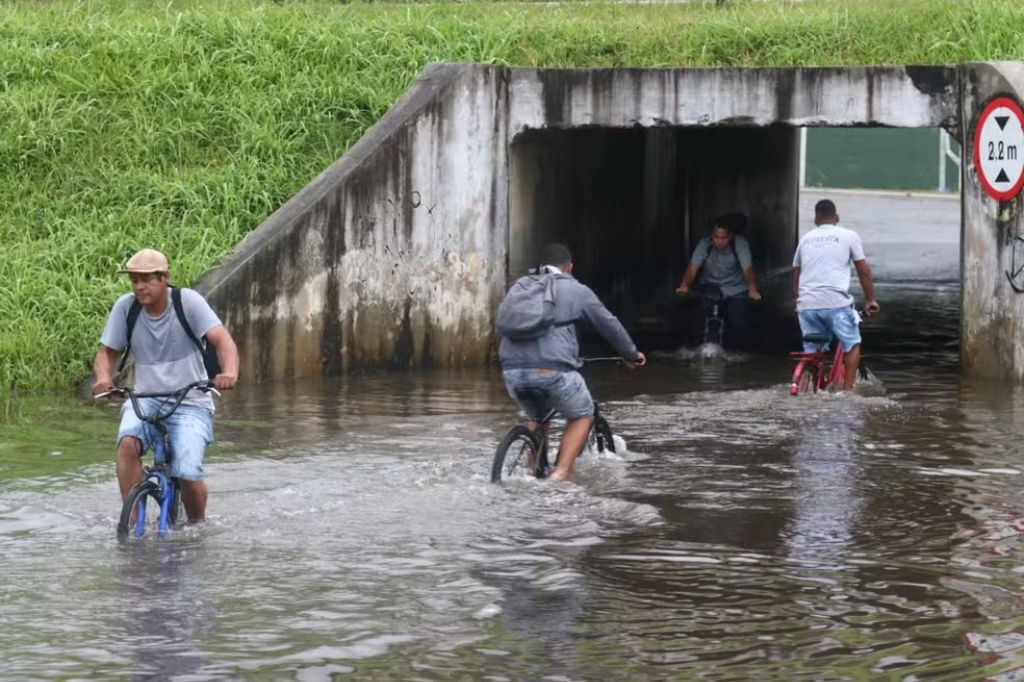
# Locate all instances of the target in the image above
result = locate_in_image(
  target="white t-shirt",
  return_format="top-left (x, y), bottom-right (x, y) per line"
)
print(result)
top-left (792, 225), bottom-right (866, 311)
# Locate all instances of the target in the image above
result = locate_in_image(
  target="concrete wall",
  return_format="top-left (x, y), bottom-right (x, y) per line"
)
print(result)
top-left (507, 66), bottom-right (957, 130)
top-left (197, 64), bottom-right (508, 381)
top-left (196, 63), bottom-right (959, 380)
top-left (961, 62), bottom-right (1024, 378)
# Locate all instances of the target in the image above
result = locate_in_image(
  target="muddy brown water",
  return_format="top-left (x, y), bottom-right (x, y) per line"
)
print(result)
top-left (4, 284), bottom-right (1024, 679)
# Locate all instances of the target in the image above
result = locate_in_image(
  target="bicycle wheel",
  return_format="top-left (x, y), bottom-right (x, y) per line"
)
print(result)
top-left (491, 425), bottom-right (541, 483)
top-left (594, 414), bottom-right (616, 454)
top-left (168, 478), bottom-right (183, 527)
top-left (790, 359), bottom-right (816, 396)
top-left (117, 480), bottom-right (161, 541)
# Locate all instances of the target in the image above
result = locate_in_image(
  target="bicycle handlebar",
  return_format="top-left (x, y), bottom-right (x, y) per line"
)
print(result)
top-left (582, 356), bottom-right (623, 364)
top-left (95, 381), bottom-right (220, 423)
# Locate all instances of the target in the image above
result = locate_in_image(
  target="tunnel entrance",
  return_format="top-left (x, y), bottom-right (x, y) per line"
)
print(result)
top-left (508, 122), bottom-right (963, 355)
top-left (509, 125), bottom-right (799, 352)
top-left (206, 62), bottom-right (1024, 381)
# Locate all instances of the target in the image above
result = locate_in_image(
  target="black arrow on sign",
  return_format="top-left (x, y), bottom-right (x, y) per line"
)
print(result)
top-left (996, 168), bottom-right (1011, 183)
top-left (995, 115), bottom-right (1010, 130)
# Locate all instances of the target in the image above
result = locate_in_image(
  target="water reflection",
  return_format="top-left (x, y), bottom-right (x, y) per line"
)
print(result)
top-left (784, 400), bottom-right (864, 565)
top-left (111, 539), bottom-right (212, 679)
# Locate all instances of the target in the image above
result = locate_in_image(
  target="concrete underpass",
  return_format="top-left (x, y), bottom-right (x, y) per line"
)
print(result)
top-left (194, 62), bottom-right (1024, 382)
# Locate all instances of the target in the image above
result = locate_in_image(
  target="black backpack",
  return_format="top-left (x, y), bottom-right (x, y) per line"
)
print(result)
top-left (117, 288), bottom-right (221, 379)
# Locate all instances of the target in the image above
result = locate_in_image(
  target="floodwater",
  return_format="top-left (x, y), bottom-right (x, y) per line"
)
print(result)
top-left (4, 283), bottom-right (1024, 680)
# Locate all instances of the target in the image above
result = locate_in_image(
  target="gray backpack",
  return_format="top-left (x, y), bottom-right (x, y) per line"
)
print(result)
top-left (496, 273), bottom-right (571, 340)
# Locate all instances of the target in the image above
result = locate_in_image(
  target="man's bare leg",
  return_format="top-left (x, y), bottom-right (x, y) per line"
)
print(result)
top-left (180, 480), bottom-right (208, 522)
top-left (550, 417), bottom-right (594, 481)
top-left (842, 344), bottom-right (862, 391)
top-left (116, 437), bottom-right (143, 499)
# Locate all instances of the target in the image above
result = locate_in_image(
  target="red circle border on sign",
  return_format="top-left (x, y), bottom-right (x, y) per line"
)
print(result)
top-left (974, 96), bottom-right (1024, 202)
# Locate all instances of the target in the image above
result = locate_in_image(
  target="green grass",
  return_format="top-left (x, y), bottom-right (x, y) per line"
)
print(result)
top-left (1, 0), bottom-right (1023, 397)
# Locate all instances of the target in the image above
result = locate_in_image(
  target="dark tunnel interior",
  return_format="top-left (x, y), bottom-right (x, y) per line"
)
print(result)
top-left (509, 126), bottom-right (801, 353)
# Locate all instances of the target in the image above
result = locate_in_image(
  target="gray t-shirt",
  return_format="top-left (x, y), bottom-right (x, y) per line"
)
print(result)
top-left (690, 235), bottom-right (753, 298)
top-left (792, 225), bottom-right (867, 311)
top-left (100, 287), bottom-right (221, 410)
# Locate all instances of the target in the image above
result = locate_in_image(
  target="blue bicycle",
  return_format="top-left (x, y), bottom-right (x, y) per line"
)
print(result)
top-left (96, 380), bottom-right (218, 541)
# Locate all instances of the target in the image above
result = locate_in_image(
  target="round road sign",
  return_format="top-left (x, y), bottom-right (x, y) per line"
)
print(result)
top-left (974, 96), bottom-right (1024, 202)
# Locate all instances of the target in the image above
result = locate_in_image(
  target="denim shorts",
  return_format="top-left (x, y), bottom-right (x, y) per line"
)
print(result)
top-left (502, 369), bottom-right (595, 420)
top-left (798, 306), bottom-right (862, 353)
top-left (117, 400), bottom-right (214, 481)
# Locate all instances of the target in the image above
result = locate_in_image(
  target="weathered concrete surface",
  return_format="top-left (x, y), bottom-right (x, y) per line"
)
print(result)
top-left (195, 63), bottom-right (962, 381)
top-left (960, 62), bottom-right (1024, 378)
top-left (508, 66), bottom-right (959, 132)
top-left (197, 64), bottom-right (509, 380)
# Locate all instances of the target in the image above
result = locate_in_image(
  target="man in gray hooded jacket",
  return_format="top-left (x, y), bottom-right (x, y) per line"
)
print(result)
top-left (498, 243), bottom-right (645, 481)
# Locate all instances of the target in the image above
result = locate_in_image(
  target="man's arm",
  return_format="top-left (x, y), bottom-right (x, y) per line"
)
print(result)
top-left (92, 346), bottom-right (120, 395)
top-left (792, 266), bottom-right (801, 303)
top-left (675, 264), bottom-right (700, 295)
top-left (205, 325), bottom-right (240, 390)
top-left (853, 260), bottom-right (880, 315)
top-left (735, 237), bottom-right (761, 300)
top-left (578, 290), bottom-right (644, 365)
top-left (677, 240), bottom-right (710, 295)
top-left (742, 266), bottom-right (761, 300)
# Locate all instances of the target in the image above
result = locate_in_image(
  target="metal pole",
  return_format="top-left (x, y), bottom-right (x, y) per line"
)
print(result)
top-left (799, 127), bottom-right (807, 188)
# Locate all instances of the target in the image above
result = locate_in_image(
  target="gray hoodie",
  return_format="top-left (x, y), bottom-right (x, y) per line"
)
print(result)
top-left (498, 273), bottom-right (639, 371)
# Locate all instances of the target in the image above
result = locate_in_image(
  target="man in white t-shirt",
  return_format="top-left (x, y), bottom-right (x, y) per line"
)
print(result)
top-left (792, 200), bottom-right (880, 390)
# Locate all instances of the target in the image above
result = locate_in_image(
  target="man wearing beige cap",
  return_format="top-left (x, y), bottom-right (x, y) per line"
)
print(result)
top-left (92, 248), bottom-right (239, 523)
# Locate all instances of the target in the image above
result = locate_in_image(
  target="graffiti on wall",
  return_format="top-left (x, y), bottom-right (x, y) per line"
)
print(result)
top-left (1006, 235), bottom-right (1024, 293)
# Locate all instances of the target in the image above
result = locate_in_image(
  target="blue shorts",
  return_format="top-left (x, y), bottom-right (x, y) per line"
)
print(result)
top-left (798, 307), bottom-right (862, 353)
top-left (502, 369), bottom-right (595, 420)
top-left (117, 400), bottom-right (214, 481)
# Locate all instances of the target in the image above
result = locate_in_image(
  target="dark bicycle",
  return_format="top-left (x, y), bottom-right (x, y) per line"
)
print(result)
top-left (675, 287), bottom-right (728, 348)
top-left (693, 288), bottom-right (726, 346)
top-left (490, 358), bottom-right (619, 484)
top-left (95, 380), bottom-right (219, 541)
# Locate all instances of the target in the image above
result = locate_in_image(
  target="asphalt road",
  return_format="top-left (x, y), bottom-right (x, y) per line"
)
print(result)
top-left (799, 188), bottom-right (960, 283)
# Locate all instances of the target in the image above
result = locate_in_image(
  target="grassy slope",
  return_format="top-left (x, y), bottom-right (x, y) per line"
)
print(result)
top-left (1, 0), bottom-right (1022, 394)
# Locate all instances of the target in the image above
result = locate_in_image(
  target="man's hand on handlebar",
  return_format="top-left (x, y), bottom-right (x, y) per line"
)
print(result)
top-left (91, 378), bottom-right (114, 396)
top-left (623, 352), bottom-right (646, 370)
top-left (213, 373), bottom-right (238, 391)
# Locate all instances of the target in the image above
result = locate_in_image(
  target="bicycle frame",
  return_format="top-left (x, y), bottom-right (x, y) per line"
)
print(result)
top-left (135, 423), bottom-right (176, 538)
top-left (495, 358), bottom-right (621, 482)
top-left (703, 297), bottom-right (725, 346)
top-left (789, 341), bottom-right (845, 395)
top-left (520, 400), bottom-right (611, 477)
top-left (685, 289), bottom-right (726, 347)
top-left (98, 380), bottom-right (216, 538)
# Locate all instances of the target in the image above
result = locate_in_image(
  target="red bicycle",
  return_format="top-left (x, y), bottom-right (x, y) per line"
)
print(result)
top-left (788, 333), bottom-right (845, 395)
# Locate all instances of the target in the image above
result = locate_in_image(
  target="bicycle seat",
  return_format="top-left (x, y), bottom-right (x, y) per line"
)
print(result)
top-left (514, 387), bottom-right (550, 418)
top-left (802, 333), bottom-right (830, 344)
